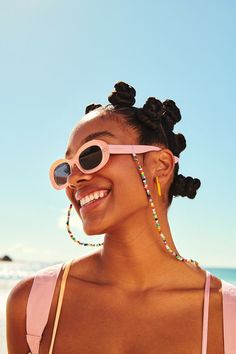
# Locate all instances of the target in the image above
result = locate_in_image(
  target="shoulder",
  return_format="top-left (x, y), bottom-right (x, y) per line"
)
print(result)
top-left (7, 261), bottom-right (64, 307)
top-left (6, 262), bottom-right (64, 354)
top-left (6, 276), bottom-right (35, 354)
top-left (6, 257), bottom-right (87, 317)
top-left (7, 276), bottom-right (34, 321)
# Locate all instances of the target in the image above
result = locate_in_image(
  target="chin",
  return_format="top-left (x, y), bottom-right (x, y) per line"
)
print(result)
top-left (82, 221), bottom-right (107, 237)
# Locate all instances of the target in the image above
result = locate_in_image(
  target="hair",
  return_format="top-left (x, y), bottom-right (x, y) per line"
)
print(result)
top-left (84, 81), bottom-right (201, 206)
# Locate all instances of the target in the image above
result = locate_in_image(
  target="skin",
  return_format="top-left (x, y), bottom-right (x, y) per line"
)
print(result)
top-left (65, 110), bottom-right (199, 290)
top-left (6, 110), bottom-right (224, 353)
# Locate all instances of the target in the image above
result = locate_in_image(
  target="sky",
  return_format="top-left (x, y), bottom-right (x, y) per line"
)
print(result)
top-left (0, 0), bottom-right (235, 267)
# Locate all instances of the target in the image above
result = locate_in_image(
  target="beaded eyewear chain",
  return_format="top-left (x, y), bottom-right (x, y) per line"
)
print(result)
top-left (66, 151), bottom-right (199, 267)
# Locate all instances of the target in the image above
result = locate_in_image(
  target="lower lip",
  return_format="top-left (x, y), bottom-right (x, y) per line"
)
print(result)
top-left (79, 191), bottom-right (111, 215)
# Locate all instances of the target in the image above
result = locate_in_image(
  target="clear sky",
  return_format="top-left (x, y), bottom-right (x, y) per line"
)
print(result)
top-left (1, 0), bottom-right (235, 267)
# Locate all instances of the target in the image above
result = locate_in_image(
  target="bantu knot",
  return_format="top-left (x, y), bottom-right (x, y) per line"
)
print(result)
top-left (173, 133), bottom-right (186, 156)
top-left (108, 81), bottom-right (136, 108)
top-left (162, 99), bottom-right (181, 131)
top-left (136, 97), bottom-right (163, 130)
top-left (173, 174), bottom-right (201, 199)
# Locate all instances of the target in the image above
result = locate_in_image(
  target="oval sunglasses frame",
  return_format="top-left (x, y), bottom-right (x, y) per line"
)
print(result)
top-left (49, 139), bottom-right (179, 190)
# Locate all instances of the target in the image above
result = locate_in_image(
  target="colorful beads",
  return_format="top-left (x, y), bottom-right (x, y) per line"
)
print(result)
top-left (66, 203), bottom-right (103, 246)
top-left (65, 151), bottom-right (199, 267)
top-left (131, 153), bottom-right (199, 267)
top-left (176, 255), bottom-right (184, 261)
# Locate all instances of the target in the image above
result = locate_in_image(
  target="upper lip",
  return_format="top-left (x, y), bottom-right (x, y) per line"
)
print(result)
top-left (75, 186), bottom-right (111, 202)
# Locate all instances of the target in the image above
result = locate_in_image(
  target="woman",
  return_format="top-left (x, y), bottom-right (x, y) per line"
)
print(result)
top-left (7, 82), bottom-right (236, 353)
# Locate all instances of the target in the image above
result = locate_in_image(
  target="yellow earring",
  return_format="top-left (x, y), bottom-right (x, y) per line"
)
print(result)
top-left (156, 176), bottom-right (162, 196)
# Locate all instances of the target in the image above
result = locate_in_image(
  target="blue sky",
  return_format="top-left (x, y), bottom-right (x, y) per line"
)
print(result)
top-left (1, 0), bottom-right (235, 267)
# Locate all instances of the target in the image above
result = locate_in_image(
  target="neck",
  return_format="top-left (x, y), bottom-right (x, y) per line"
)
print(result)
top-left (96, 206), bottom-right (190, 292)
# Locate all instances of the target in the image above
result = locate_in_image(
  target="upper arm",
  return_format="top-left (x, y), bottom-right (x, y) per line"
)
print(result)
top-left (6, 277), bottom-right (34, 354)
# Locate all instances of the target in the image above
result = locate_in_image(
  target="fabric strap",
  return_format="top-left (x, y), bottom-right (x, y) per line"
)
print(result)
top-left (48, 260), bottom-right (72, 354)
top-left (201, 270), bottom-right (211, 354)
top-left (222, 279), bottom-right (236, 354)
top-left (26, 263), bottom-right (63, 354)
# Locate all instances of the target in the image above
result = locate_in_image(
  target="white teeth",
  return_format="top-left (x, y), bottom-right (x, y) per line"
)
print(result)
top-left (94, 192), bottom-right (99, 199)
top-left (79, 190), bottom-right (110, 207)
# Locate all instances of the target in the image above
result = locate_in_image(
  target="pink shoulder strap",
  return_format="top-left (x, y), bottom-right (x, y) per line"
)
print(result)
top-left (222, 279), bottom-right (236, 354)
top-left (26, 263), bottom-right (63, 354)
top-left (202, 270), bottom-right (211, 354)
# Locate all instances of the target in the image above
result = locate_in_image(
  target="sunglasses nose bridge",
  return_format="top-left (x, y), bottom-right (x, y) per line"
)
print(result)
top-left (67, 162), bottom-right (92, 188)
top-left (69, 162), bottom-right (82, 176)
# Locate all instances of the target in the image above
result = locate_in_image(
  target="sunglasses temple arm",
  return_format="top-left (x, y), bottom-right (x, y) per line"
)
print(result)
top-left (109, 145), bottom-right (161, 154)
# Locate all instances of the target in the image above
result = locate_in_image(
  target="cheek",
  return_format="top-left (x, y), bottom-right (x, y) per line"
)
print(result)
top-left (111, 163), bottom-right (148, 209)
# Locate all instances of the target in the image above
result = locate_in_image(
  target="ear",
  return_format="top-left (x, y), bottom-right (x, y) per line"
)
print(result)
top-left (144, 148), bottom-right (176, 186)
top-left (156, 149), bottom-right (175, 178)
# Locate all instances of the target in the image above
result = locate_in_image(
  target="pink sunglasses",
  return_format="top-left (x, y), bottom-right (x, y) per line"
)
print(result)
top-left (49, 139), bottom-right (179, 190)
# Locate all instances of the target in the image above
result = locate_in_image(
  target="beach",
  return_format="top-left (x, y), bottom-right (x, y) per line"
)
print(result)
top-left (1, 261), bottom-right (236, 354)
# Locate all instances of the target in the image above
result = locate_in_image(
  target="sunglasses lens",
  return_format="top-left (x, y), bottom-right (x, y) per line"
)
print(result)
top-left (79, 145), bottom-right (102, 170)
top-left (54, 162), bottom-right (71, 186)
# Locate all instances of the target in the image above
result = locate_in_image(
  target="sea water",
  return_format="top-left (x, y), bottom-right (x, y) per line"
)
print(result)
top-left (1, 261), bottom-right (236, 354)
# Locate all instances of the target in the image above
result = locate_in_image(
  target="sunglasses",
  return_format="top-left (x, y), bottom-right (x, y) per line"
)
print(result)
top-left (49, 139), bottom-right (179, 190)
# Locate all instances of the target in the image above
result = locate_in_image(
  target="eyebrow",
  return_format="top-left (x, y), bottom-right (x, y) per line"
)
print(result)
top-left (65, 131), bottom-right (116, 158)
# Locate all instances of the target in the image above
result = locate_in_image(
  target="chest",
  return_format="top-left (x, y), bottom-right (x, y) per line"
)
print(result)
top-left (39, 282), bottom-right (224, 354)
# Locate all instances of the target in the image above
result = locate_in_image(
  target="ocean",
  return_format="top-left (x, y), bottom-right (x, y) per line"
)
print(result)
top-left (1, 261), bottom-right (236, 354)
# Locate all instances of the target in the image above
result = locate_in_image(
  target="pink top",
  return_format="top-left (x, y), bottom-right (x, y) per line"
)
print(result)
top-left (26, 262), bottom-right (236, 354)
top-left (26, 263), bottom-right (62, 353)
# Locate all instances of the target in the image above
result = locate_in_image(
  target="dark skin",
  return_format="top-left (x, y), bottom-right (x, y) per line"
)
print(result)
top-left (7, 111), bottom-right (224, 353)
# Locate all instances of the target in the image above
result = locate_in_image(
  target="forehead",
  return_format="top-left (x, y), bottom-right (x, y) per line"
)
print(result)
top-left (65, 113), bottom-right (138, 158)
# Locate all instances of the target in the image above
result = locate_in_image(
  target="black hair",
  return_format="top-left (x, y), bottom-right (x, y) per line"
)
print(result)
top-left (84, 81), bottom-right (201, 206)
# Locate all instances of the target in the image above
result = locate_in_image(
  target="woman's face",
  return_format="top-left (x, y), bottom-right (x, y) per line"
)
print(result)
top-left (64, 111), bottom-right (153, 236)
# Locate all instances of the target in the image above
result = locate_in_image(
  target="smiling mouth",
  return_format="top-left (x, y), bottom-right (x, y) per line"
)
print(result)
top-left (78, 190), bottom-right (111, 213)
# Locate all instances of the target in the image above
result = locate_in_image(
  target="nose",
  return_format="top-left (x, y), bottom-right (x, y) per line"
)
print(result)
top-left (67, 164), bottom-right (92, 189)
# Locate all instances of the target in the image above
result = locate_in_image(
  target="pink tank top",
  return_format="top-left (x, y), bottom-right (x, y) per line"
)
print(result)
top-left (26, 262), bottom-right (236, 354)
